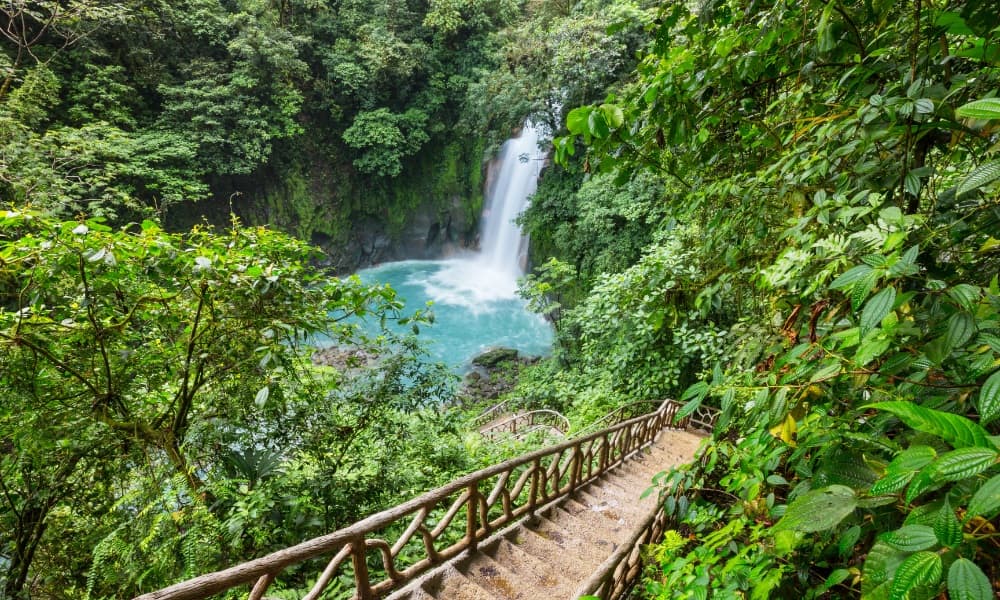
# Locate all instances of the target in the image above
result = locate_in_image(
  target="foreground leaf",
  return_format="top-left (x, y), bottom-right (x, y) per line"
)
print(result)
top-left (772, 485), bottom-right (856, 533)
top-left (888, 551), bottom-right (941, 600)
top-left (865, 402), bottom-right (991, 449)
top-left (947, 559), bottom-right (993, 600)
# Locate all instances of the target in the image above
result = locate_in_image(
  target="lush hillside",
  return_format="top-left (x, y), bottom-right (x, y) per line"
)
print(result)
top-left (514, 0), bottom-right (1000, 597)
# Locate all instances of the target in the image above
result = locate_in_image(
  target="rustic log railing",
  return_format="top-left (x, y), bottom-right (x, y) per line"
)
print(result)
top-left (469, 399), bottom-right (512, 429)
top-left (478, 409), bottom-right (570, 440)
top-left (135, 400), bottom-right (684, 600)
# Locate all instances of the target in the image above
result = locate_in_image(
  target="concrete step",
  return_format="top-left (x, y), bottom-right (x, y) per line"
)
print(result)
top-left (501, 525), bottom-right (591, 582)
top-left (482, 537), bottom-right (577, 593)
top-left (572, 488), bottom-right (648, 522)
top-left (459, 549), bottom-right (568, 599)
top-left (421, 565), bottom-right (497, 600)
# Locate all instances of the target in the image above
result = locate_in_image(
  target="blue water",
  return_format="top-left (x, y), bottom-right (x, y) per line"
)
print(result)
top-left (353, 258), bottom-right (553, 371)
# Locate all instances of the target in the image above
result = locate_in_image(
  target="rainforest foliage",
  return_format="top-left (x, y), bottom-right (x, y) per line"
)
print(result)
top-left (4, 0), bottom-right (1000, 598)
top-left (515, 0), bottom-right (1000, 597)
top-left (0, 0), bottom-right (524, 266)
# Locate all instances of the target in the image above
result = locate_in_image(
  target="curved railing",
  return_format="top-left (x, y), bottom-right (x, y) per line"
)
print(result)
top-left (479, 409), bottom-right (570, 440)
top-left (135, 400), bottom-right (684, 600)
top-left (469, 399), bottom-right (512, 429)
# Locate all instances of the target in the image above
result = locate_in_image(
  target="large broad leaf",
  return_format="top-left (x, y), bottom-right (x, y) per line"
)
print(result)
top-left (865, 401), bottom-right (992, 449)
top-left (933, 499), bottom-right (964, 548)
top-left (978, 370), bottom-right (1000, 426)
top-left (944, 312), bottom-right (976, 352)
top-left (948, 559), bottom-right (994, 600)
top-left (862, 541), bottom-right (907, 596)
top-left (566, 107), bottom-right (591, 135)
top-left (889, 551), bottom-right (942, 600)
top-left (861, 286), bottom-right (896, 336)
top-left (772, 485), bottom-right (856, 533)
top-left (956, 98), bottom-right (1000, 120)
top-left (957, 160), bottom-right (1000, 195)
top-left (871, 446), bottom-right (936, 495)
top-left (966, 474), bottom-right (1000, 521)
top-left (878, 525), bottom-right (938, 552)
top-left (932, 447), bottom-right (998, 482)
top-left (830, 264), bottom-right (873, 289)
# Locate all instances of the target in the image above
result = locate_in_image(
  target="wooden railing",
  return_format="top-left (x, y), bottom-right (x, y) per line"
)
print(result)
top-left (469, 399), bottom-right (512, 429)
top-left (135, 400), bottom-right (684, 600)
top-left (478, 409), bottom-right (570, 440)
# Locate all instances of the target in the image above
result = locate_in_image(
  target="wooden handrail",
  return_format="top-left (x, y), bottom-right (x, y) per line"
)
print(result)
top-left (469, 399), bottom-right (512, 428)
top-left (479, 409), bottom-right (570, 439)
top-left (135, 401), bottom-right (686, 600)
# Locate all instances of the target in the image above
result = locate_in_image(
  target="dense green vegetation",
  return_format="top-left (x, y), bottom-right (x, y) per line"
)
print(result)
top-left (0, 0), bottom-right (524, 267)
top-left (514, 0), bottom-right (1000, 597)
top-left (4, 0), bottom-right (1000, 598)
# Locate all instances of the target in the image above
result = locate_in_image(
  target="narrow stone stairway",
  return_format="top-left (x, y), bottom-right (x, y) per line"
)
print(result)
top-left (386, 430), bottom-right (704, 600)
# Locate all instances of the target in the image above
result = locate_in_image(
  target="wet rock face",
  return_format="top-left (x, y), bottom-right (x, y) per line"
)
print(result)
top-left (460, 348), bottom-right (540, 404)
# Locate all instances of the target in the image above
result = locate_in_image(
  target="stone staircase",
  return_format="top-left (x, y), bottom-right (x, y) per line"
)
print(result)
top-left (388, 430), bottom-right (702, 600)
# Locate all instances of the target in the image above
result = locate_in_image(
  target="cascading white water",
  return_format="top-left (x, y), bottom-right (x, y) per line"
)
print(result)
top-left (478, 123), bottom-right (541, 278)
top-left (346, 122), bottom-right (552, 370)
top-left (419, 122), bottom-right (543, 307)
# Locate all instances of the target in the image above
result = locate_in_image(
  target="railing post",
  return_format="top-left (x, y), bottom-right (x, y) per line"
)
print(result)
top-left (599, 433), bottom-right (609, 473)
top-left (528, 457), bottom-right (540, 513)
top-left (568, 446), bottom-right (581, 493)
top-left (466, 483), bottom-right (479, 552)
top-left (351, 540), bottom-right (373, 600)
top-left (620, 426), bottom-right (631, 465)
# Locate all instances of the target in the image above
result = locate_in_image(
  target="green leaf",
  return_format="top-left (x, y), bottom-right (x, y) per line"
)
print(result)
top-left (566, 107), bottom-right (591, 135)
top-left (947, 559), bottom-right (993, 600)
top-left (978, 370), bottom-right (1000, 426)
top-left (932, 447), bottom-right (998, 482)
top-left (879, 525), bottom-right (938, 552)
top-left (599, 103), bottom-right (625, 129)
top-left (587, 110), bottom-right (610, 138)
top-left (675, 381), bottom-right (708, 422)
top-left (889, 551), bottom-right (942, 600)
top-left (933, 500), bottom-right (963, 548)
top-left (871, 446), bottom-right (936, 495)
top-left (830, 264), bottom-right (873, 289)
top-left (772, 485), bottom-right (857, 533)
top-left (956, 98), bottom-right (1000, 120)
top-left (904, 171), bottom-right (921, 197)
top-left (947, 284), bottom-right (982, 311)
top-left (254, 386), bottom-right (269, 408)
top-left (905, 466), bottom-right (938, 504)
top-left (957, 160), bottom-right (1000, 195)
top-left (862, 541), bottom-right (907, 596)
top-left (966, 474), bottom-right (1000, 520)
top-left (945, 312), bottom-right (976, 351)
top-left (861, 287), bottom-right (896, 335)
top-left (852, 269), bottom-right (880, 311)
top-left (865, 401), bottom-right (991, 448)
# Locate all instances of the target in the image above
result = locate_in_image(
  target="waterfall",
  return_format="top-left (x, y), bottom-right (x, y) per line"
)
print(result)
top-left (477, 123), bottom-right (542, 279)
top-left (420, 122), bottom-right (543, 307)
